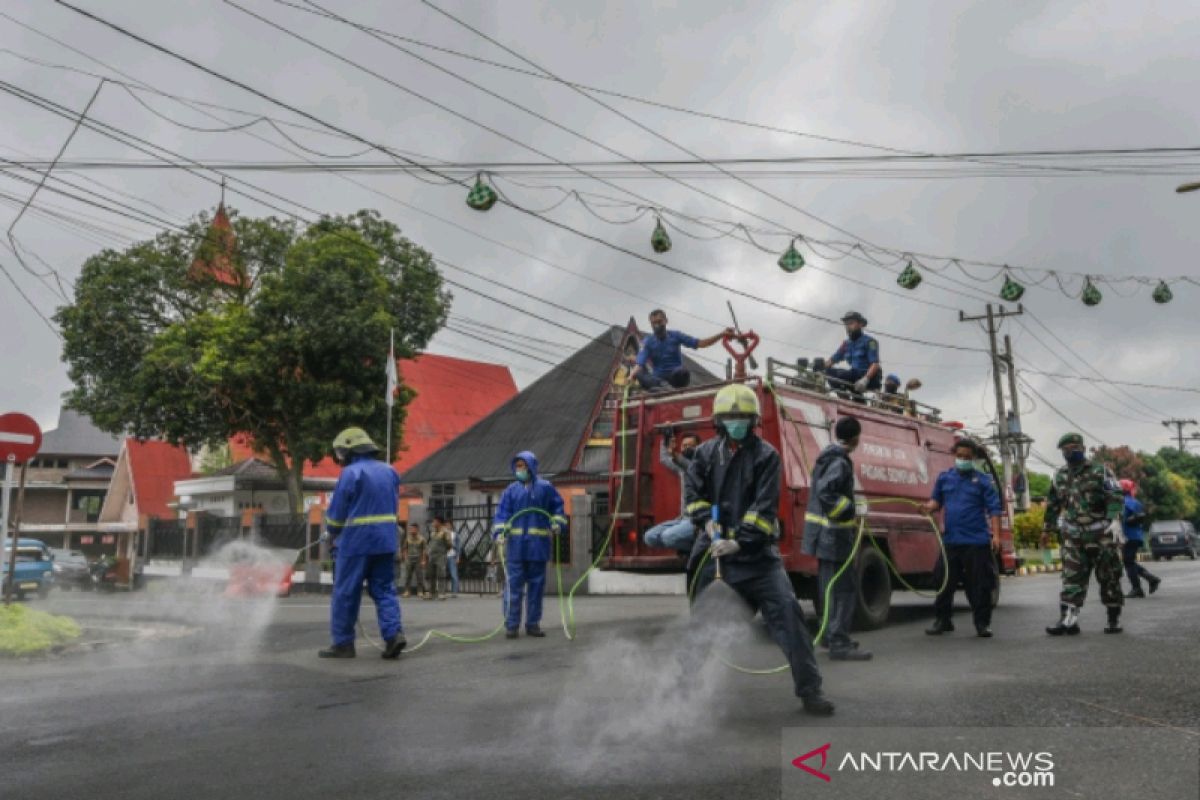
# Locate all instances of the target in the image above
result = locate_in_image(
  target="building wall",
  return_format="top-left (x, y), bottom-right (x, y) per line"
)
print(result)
top-left (19, 489), bottom-right (68, 525)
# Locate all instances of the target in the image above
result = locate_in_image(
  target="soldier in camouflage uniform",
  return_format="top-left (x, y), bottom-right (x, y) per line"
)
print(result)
top-left (1040, 433), bottom-right (1126, 635)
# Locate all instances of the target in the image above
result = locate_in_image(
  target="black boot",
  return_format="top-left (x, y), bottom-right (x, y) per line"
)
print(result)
top-left (925, 618), bottom-right (955, 636)
top-left (525, 625), bottom-right (546, 638)
top-left (505, 628), bottom-right (519, 639)
top-left (1125, 586), bottom-right (1146, 599)
top-left (975, 624), bottom-right (993, 638)
top-left (1148, 575), bottom-right (1161, 595)
top-left (318, 643), bottom-right (356, 659)
top-left (1104, 607), bottom-right (1123, 634)
top-left (1046, 604), bottom-right (1080, 636)
top-left (830, 648), bottom-right (873, 661)
top-left (381, 634), bottom-right (407, 660)
top-left (800, 691), bottom-right (836, 716)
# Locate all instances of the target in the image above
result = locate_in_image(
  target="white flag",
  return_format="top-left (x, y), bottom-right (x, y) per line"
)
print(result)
top-left (385, 334), bottom-right (398, 408)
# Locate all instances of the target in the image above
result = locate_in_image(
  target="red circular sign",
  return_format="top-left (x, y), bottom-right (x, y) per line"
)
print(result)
top-left (0, 413), bottom-right (42, 464)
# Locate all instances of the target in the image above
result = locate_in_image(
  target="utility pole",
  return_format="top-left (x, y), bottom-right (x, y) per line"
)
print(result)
top-left (1163, 418), bottom-right (1198, 452)
top-left (1002, 335), bottom-right (1033, 511)
top-left (960, 304), bottom-right (1025, 512)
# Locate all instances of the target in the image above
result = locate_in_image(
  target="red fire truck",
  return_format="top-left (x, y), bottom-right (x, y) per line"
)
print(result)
top-left (606, 357), bottom-right (1018, 629)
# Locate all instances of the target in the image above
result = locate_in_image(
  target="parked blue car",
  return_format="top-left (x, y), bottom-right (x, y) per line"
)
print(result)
top-left (0, 538), bottom-right (55, 600)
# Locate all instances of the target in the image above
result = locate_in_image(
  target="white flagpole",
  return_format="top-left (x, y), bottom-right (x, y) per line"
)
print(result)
top-left (385, 328), bottom-right (395, 465)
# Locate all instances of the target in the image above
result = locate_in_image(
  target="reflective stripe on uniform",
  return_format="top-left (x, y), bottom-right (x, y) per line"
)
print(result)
top-left (805, 512), bottom-right (856, 529)
top-left (507, 527), bottom-right (552, 537)
top-left (742, 511), bottom-right (775, 535)
top-left (686, 501), bottom-right (712, 515)
top-left (326, 519), bottom-right (346, 529)
top-left (341, 514), bottom-right (398, 526)
top-left (830, 496), bottom-right (851, 519)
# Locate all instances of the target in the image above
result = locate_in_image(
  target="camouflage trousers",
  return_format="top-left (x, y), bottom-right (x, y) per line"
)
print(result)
top-left (1060, 534), bottom-right (1124, 609)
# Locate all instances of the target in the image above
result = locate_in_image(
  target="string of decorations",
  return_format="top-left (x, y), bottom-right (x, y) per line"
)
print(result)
top-left (469, 171), bottom-right (1185, 307)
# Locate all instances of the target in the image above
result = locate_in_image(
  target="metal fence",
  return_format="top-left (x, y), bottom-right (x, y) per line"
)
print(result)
top-left (147, 518), bottom-right (186, 559)
top-left (259, 514), bottom-right (312, 553)
top-left (197, 514), bottom-right (243, 556)
top-left (437, 503), bottom-right (570, 596)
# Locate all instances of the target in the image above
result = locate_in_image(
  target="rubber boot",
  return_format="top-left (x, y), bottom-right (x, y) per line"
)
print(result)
top-left (1148, 575), bottom-right (1162, 595)
top-left (381, 634), bottom-right (407, 660)
top-left (505, 629), bottom-right (519, 639)
top-left (526, 625), bottom-right (546, 638)
top-left (830, 648), bottom-right (873, 661)
top-left (801, 691), bottom-right (836, 716)
top-left (1046, 604), bottom-right (1081, 636)
top-left (1125, 586), bottom-right (1146, 599)
top-left (975, 624), bottom-right (993, 638)
top-left (318, 643), bottom-right (356, 659)
top-left (925, 618), bottom-right (955, 636)
top-left (1104, 607), bottom-right (1123, 634)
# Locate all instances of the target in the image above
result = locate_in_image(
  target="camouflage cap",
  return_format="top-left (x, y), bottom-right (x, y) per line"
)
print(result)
top-left (1056, 432), bottom-right (1085, 449)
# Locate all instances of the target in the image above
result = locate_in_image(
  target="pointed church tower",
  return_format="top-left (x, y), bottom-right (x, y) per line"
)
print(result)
top-left (188, 182), bottom-right (246, 291)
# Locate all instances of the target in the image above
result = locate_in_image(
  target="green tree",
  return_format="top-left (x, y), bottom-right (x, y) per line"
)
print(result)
top-left (1026, 470), bottom-right (1051, 500)
top-left (57, 208), bottom-right (450, 512)
top-left (1012, 504), bottom-right (1045, 550)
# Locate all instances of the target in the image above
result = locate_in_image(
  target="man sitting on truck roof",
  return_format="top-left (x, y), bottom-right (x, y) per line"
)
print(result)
top-left (630, 309), bottom-right (731, 392)
top-left (825, 311), bottom-right (882, 397)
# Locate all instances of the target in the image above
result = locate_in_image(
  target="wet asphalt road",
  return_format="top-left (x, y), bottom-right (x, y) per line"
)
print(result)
top-left (2, 563), bottom-right (1198, 800)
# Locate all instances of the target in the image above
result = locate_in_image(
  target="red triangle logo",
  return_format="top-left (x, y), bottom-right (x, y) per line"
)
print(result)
top-left (791, 743), bottom-right (832, 782)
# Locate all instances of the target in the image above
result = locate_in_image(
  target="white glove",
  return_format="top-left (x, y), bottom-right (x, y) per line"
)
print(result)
top-left (319, 530), bottom-right (330, 544)
top-left (551, 525), bottom-right (562, 536)
top-left (853, 377), bottom-right (869, 392)
top-left (710, 539), bottom-right (741, 559)
top-left (1106, 519), bottom-right (1126, 546)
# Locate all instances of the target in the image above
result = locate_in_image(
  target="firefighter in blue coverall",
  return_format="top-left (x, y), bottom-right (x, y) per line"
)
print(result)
top-left (492, 451), bottom-right (567, 638)
top-left (825, 311), bottom-right (882, 394)
top-left (319, 427), bottom-right (406, 660)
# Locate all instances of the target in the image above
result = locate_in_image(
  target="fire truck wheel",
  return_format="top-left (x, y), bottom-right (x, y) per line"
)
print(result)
top-left (853, 547), bottom-right (892, 630)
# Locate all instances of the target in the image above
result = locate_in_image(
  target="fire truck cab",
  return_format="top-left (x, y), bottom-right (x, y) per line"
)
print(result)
top-left (606, 358), bottom-right (1017, 629)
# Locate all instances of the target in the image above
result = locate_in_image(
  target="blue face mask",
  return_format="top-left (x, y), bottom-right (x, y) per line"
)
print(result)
top-left (955, 459), bottom-right (974, 472)
top-left (515, 468), bottom-right (530, 482)
top-left (723, 419), bottom-right (751, 441)
top-left (1064, 450), bottom-right (1085, 465)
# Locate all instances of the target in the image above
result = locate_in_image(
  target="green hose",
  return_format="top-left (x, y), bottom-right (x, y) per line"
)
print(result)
top-left (690, 496), bottom-right (948, 675)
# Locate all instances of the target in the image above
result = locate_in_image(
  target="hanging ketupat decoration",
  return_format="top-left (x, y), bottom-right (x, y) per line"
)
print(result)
top-left (896, 261), bottom-right (922, 290)
top-left (1081, 278), bottom-right (1103, 306)
top-left (778, 239), bottom-right (805, 273)
top-left (1000, 273), bottom-right (1026, 302)
top-left (466, 174), bottom-right (498, 211)
top-left (1152, 281), bottom-right (1174, 304)
top-left (650, 216), bottom-right (672, 253)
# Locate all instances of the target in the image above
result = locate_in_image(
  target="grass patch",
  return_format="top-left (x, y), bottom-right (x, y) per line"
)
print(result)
top-left (0, 604), bottom-right (83, 656)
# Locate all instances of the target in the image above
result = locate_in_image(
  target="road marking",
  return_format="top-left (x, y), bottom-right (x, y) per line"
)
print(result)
top-left (1072, 699), bottom-right (1200, 737)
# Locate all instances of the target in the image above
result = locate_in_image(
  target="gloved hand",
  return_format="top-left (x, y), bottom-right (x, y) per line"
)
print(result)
top-left (551, 524), bottom-right (562, 536)
top-left (1106, 519), bottom-right (1126, 546)
top-left (853, 376), bottom-right (869, 393)
top-left (319, 530), bottom-right (331, 544)
top-left (709, 539), bottom-right (741, 559)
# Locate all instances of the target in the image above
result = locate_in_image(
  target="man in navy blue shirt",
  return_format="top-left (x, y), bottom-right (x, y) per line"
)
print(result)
top-left (825, 311), bottom-right (882, 395)
top-left (630, 309), bottom-right (731, 391)
top-left (922, 439), bottom-right (1002, 638)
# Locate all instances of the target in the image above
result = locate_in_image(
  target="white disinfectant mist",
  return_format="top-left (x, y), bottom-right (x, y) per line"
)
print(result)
top-left (537, 578), bottom-right (766, 780)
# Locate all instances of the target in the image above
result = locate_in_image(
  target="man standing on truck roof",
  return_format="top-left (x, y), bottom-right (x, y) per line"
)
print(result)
top-left (825, 312), bottom-right (882, 395)
top-left (802, 416), bottom-right (873, 662)
top-left (686, 384), bottom-right (834, 716)
top-left (1040, 433), bottom-right (1126, 636)
top-left (923, 438), bottom-right (1002, 638)
top-left (630, 309), bottom-right (732, 391)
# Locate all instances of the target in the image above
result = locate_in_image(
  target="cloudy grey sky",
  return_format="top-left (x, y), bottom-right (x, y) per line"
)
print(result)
top-left (3, 0), bottom-right (1199, 470)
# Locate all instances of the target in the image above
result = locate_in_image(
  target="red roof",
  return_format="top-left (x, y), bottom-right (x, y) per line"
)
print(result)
top-left (188, 203), bottom-right (245, 289)
top-left (125, 440), bottom-right (193, 518)
top-left (230, 353), bottom-right (517, 478)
